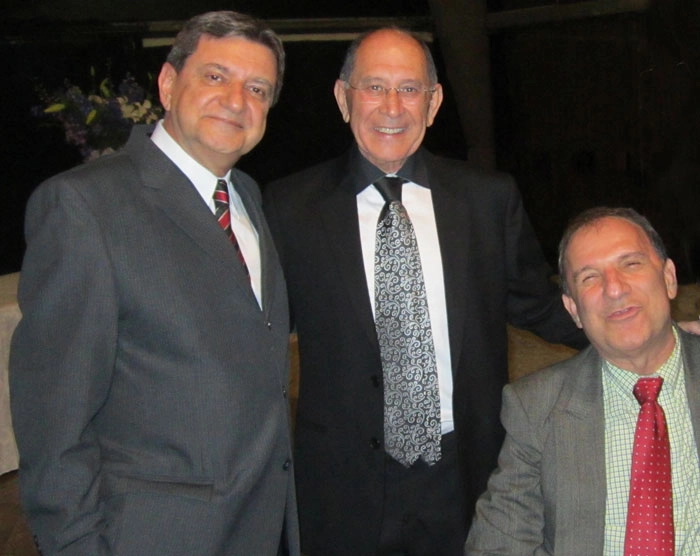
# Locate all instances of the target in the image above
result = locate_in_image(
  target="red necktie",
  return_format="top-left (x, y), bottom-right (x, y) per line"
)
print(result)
top-left (624, 376), bottom-right (674, 555)
top-left (213, 179), bottom-right (249, 276)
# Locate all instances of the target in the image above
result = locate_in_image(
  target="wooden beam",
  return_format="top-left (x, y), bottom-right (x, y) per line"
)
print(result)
top-left (485, 0), bottom-right (652, 31)
top-left (3, 16), bottom-right (434, 46)
top-left (429, 0), bottom-right (496, 169)
top-left (135, 16), bottom-right (433, 36)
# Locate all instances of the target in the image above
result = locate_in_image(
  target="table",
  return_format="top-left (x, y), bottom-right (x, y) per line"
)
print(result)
top-left (0, 272), bottom-right (20, 475)
top-left (1, 273), bottom-right (699, 475)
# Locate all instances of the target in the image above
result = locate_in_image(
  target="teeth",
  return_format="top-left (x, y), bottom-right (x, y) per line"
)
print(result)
top-left (376, 127), bottom-right (403, 134)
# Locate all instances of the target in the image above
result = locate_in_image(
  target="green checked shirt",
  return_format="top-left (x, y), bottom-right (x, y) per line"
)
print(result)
top-left (603, 328), bottom-right (700, 555)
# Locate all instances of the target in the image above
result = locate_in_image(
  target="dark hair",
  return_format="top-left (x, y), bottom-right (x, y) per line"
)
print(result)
top-left (558, 206), bottom-right (668, 295)
top-left (338, 27), bottom-right (438, 86)
top-left (166, 11), bottom-right (285, 105)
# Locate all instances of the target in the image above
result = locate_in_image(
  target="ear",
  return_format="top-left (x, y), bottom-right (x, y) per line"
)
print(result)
top-left (158, 63), bottom-right (177, 112)
top-left (334, 79), bottom-right (350, 123)
top-left (664, 258), bottom-right (678, 300)
top-left (426, 83), bottom-right (444, 127)
top-left (562, 293), bottom-right (583, 329)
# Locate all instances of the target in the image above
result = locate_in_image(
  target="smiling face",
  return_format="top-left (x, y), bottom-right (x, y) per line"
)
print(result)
top-left (562, 216), bottom-right (678, 374)
top-left (158, 34), bottom-right (277, 176)
top-left (333, 29), bottom-right (443, 174)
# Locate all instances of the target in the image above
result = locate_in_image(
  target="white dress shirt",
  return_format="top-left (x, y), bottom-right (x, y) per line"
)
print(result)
top-left (603, 329), bottom-right (700, 555)
top-left (150, 121), bottom-right (262, 308)
top-left (357, 178), bottom-right (454, 434)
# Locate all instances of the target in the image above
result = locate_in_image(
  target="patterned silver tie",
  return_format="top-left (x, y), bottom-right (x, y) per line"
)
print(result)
top-left (374, 176), bottom-right (441, 467)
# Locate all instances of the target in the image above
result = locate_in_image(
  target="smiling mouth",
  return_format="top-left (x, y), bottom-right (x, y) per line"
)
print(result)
top-left (209, 115), bottom-right (244, 128)
top-left (375, 126), bottom-right (405, 135)
top-left (608, 306), bottom-right (639, 320)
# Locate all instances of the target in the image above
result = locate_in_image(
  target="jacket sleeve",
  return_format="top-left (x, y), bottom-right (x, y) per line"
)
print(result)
top-left (10, 177), bottom-right (117, 555)
top-left (464, 383), bottom-right (550, 556)
top-left (502, 180), bottom-right (588, 350)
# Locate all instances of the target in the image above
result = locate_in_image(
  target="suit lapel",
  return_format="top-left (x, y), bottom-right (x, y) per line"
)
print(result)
top-left (231, 168), bottom-right (275, 316)
top-left (679, 329), bottom-right (700, 455)
top-left (553, 348), bottom-right (606, 552)
top-left (424, 155), bottom-right (469, 374)
top-left (127, 130), bottom-right (257, 303)
top-left (317, 166), bottom-right (379, 349)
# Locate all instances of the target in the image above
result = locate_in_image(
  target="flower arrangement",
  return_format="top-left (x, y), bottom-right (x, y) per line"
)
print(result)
top-left (34, 69), bottom-right (163, 161)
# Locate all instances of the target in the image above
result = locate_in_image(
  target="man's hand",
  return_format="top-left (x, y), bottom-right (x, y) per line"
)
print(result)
top-left (678, 319), bottom-right (700, 335)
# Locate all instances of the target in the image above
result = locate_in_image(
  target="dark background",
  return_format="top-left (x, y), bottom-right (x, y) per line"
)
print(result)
top-left (2, 1), bottom-right (700, 282)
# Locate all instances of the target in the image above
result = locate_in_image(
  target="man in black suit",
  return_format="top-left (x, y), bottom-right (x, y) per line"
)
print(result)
top-left (264, 27), bottom-right (584, 555)
top-left (11, 11), bottom-right (298, 555)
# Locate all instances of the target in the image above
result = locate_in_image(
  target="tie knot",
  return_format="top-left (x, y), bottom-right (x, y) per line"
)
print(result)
top-left (374, 176), bottom-right (406, 203)
top-left (214, 179), bottom-right (229, 204)
top-left (633, 376), bottom-right (663, 405)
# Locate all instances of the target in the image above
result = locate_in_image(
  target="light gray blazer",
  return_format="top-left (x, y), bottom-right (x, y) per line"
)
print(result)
top-left (10, 126), bottom-right (299, 555)
top-left (465, 328), bottom-right (700, 555)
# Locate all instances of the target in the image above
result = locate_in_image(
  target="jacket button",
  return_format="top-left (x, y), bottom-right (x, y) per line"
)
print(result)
top-left (369, 438), bottom-right (381, 449)
top-left (370, 375), bottom-right (380, 387)
top-left (267, 321), bottom-right (272, 330)
top-left (283, 458), bottom-right (291, 470)
top-left (282, 387), bottom-right (288, 398)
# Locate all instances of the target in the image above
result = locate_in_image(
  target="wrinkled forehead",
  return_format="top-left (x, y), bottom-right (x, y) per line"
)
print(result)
top-left (566, 217), bottom-right (655, 267)
top-left (353, 32), bottom-right (430, 82)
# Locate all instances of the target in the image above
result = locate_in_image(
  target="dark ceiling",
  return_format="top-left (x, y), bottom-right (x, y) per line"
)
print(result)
top-left (3, 0), bottom-right (432, 22)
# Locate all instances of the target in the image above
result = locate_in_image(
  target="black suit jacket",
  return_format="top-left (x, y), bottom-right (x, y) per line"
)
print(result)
top-left (264, 147), bottom-right (584, 555)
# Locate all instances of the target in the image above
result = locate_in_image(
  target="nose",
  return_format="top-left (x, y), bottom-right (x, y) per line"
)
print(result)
top-left (380, 88), bottom-right (402, 117)
top-left (602, 268), bottom-right (629, 298)
top-left (221, 82), bottom-right (245, 112)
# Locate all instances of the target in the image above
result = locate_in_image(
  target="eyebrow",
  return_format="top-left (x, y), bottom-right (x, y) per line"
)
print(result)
top-left (247, 76), bottom-right (274, 88)
top-left (356, 76), bottom-right (424, 85)
top-left (200, 63), bottom-right (274, 89)
top-left (618, 251), bottom-right (649, 262)
top-left (201, 63), bottom-right (230, 75)
top-left (570, 250), bottom-right (649, 281)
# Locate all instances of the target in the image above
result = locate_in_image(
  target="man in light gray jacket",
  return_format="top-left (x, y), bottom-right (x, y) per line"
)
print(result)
top-left (466, 207), bottom-right (700, 555)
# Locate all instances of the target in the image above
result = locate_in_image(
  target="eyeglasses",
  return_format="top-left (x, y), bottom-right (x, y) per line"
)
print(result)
top-left (345, 82), bottom-right (435, 102)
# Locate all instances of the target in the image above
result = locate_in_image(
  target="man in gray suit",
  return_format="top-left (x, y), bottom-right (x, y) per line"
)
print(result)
top-left (465, 206), bottom-right (700, 555)
top-left (10, 11), bottom-right (299, 556)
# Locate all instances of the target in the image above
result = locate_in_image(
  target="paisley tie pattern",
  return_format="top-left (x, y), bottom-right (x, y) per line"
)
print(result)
top-left (373, 176), bottom-right (441, 467)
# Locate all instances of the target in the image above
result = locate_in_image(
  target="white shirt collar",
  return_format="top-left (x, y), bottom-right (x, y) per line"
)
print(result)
top-left (150, 120), bottom-right (231, 202)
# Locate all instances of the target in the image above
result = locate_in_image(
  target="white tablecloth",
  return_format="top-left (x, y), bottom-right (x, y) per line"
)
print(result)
top-left (0, 273), bottom-right (697, 476)
top-left (0, 272), bottom-right (20, 475)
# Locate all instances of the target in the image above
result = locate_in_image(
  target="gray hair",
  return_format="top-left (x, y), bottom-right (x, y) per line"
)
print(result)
top-left (338, 27), bottom-right (438, 86)
top-left (558, 206), bottom-right (668, 295)
top-left (166, 11), bottom-right (285, 105)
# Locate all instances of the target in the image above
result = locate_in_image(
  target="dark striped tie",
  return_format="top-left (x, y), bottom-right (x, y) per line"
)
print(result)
top-left (213, 179), bottom-right (249, 275)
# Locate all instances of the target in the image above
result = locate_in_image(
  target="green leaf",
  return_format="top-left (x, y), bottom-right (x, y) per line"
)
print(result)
top-left (99, 78), bottom-right (111, 97)
top-left (44, 103), bottom-right (66, 113)
top-left (86, 109), bottom-right (98, 124)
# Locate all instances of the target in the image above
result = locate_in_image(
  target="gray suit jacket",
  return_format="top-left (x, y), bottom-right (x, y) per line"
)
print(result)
top-left (465, 328), bottom-right (700, 555)
top-left (10, 126), bottom-right (299, 555)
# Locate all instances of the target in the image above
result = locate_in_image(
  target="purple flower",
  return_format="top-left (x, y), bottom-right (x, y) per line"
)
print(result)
top-left (118, 75), bottom-right (147, 103)
top-left (33, 71), bottom-right (163, 161)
